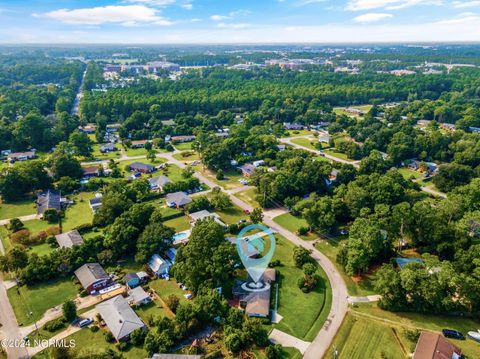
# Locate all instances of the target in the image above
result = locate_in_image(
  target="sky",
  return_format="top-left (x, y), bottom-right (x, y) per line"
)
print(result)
top-left (0, 0), bottom-right (479, 43)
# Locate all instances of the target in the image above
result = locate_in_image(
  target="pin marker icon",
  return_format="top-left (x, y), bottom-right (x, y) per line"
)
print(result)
top-left (236, 223), bottom-right (276, 283)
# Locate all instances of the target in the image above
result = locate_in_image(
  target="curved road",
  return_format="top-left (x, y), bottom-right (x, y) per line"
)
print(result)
top-left (158, 151), bottom-right (349, 359)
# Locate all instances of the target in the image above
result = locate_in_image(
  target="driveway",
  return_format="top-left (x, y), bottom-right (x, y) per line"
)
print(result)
top-left (269, 329), bottom-right (311, 354)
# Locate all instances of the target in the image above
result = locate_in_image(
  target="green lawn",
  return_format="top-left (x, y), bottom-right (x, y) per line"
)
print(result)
top-left (398, 168), bottom-right (423, 180)
top-left (351, 302), bottom-right (480, 358)
top-left (7, 279), bottom-right (79, 326)
top-left (314, 155), bottom-right (333, 163)
top-left (0, 198), bottom-right (36, 220)
top-left (254, 347), bottom-right (302, 359)
top-left (290, 137), bottom-right (318, 151)
top-left (272, 236), bottom-right (332, 341)
top-left (315, 238), bottom-right (377, 296)
top-left (28, 243), bottom-right (55, 256)
top-left (273, 213), bottom-right (317, 241)
top-left (135, 299), bottom-right (171, 324)
top-left (124, 147), bottom-right (148, 157)
top-left (324, 149), bottom-right (350, 161)
top-left (23, 220), bottom-right (58, 236)
top-left (173, 151), bottom-right (200, 162)
top-left (284, 129), bottom-right (313, 137)
top-left (91, 144), bottom-right (121, 160)
top-left (33, 326), bottom-right (148, 359)
top-left (215, 205), bottom-right (248, 225)
top-left (235, 187), bottom-right (260, 208)
top-left (163, 215), bottom-right (191, 232)
top-left (325, 312), bottom-right (411, 359)
top-left (149, 278), bottom-right (188, 304)
top-left (199, 168), bottom-right (245, 190)
top-left (173, 142), bottom-right (193, 151)
top-left (158, 163), bottom-right (184, 183)
top-left (62, 192), bottom-right (94, 231)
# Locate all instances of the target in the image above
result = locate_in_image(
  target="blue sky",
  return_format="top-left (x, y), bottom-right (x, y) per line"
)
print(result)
top-left (0, 0), bottom-right (479, 43)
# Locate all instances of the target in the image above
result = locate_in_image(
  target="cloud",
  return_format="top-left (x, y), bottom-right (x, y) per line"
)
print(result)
top-left (353, 12), bottom-right (393, 21)
top-left (181, 3), bottom-right (193, 10)
top-left (217, 22), bottom-right (251, 28)
top-left (39, 5), bottom-right (172, 26)
top-left (452, 0), bottom-right (480, 7)
top-left (345, 0), bottom-right (442, 11)
top-left (210, 14), bottom-right (232, 21)
top-left (124, 0), bottom-right (176, 5)
top-left (435, 11), bottom-right (480, 23)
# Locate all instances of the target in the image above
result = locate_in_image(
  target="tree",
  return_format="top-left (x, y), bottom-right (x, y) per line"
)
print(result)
top-left (0, 160), bottom-right (51, 201)
top-left (250, 208), bottom-right (263, 224)
top-left (210, 187), bottom-right (232, 210)
top-left (43, 209), bottom-right (60, 223)
top-left (56, 176), bottom-right (80, 194)
top-left (147, 149), bottom-right (156, 162)
top-left (9, 218), bottom-right (24, 232)
top-left (130, 328), bottom-right (147, 346)
top-left (293, 247), bottom-right (311, 268)
top-left (135, 222), bottom-right (175, 263)
top-left (302, 197), bottom-right (336, 232)
top-left (69, 130), bottom-right (92, 157)
top-left (433, 163), bottom-right (474, 192)
top-left (165, 294), bottom-right (180, 313)
top-left (49, 142), bottom-right (83, 180)
top-left (173, 220), bottom-right (236, 293)
top-left (0, 246), bottom-right (29, 271)
top-left (62, 300), bottom-right (77, 322)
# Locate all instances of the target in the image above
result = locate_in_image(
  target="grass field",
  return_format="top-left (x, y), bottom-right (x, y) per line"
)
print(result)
top-left (123, 147), bottom-right (148, 157)
top-left (315, 238), bottom-right (377, 296)
top-left (28, 242), bottom-right (55, 256)
top-left (235, 187), bottom-right (260, 208)
top-left (333, 105), bottom-right (373, 118)
top-left (325, 312), bottom-right (412, 359)
top-left (62, 192), bottom-right (94, 231)
top-left (173, 142), bottom-right (193, 151)
top-left (323, 149), bottom-right (350, 161)
top-left (272, 213), bottom-right (318, 241)
top-left (290, 137), bottom-right (318, 151)
top-left (284, 129), bottom-right (313, 137)
top-left (351, 302), bottom-right (480, 358)
top-left (197, 167), bottom-right (244, 190)
top-left (272, 236), bottom-right (332, 341)
top-left (91, 144), bottom-right (121, 160)
top-left (215, 204), bottom-right (248, 225)
top-left (34, 326), bottom-right (148, 359)
top-left (254, 347), bottom-right (302, 359)
top-left (163, 215), bottom-right (191, 232)
top-left (23, 220), bottom-right (58, 236)
top-left (149, 278), bottom-right (188, 304)
top-left (7, 279), bottom-right (79, 326)
top-left (398, 168), bottom-right (424, 180)
top-left (173, 151), bottom-right (200, 162)
top-left (135, 298), bottom-right (171, 323)
top-left (0, 198), bottom-right (36, 220)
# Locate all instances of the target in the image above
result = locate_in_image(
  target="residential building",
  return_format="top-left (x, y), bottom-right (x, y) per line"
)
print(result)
top-left (130, 140), bottom-right (149, 148)
top-left (36, 189), bottom-right (62, 215)
top-left (106, 123), bottom-right (122, 133)
top-left (83, 166), bottom-right (101, 178)
top-left (253, 160), bottom-right (265, 167)
top-left (100, 143), bottom-right (116, 153)
top-left (55, 230), bottom-right (84, 249)
top-left (75, 263), bottom-right (112, 294)
top-left (239, 163), bottom-right (256, 177)
top-left (171, 135), bottom-right (196, 143)
top-left (129, 162), bottom-right (155, 174)
top-left (243, 289), bottom-right (271, 318)
top-left (469, 126), bottom-right (480, 133)
top-left (166, 248), bottom-right (177, 263)
top-left (79, 125), bottom-right (96, 134)
top-left (126, 286), bottom-right (152, 306)
top-left (148, 176), bottom-right (171, 191)
top-left (283, 122), bottom-right (304, 130)
top-left (166, 191), bottom-right (192, 208)
top-left (148, 254), bottom-right (171, 276)
top-left (124, 271), bottom-right (149, 289)
top-left (96, 295), bottom-right (145, 341)
top-left (413, 331), bottom-right (463, 359)
top-left (188, 210), bottom-right (226, 227)
top-left (440, 123), bottom-right (456, 131)
top-left (7, 151), bottom-right (36, 162)
top-left (146, 61), bottom-right (181, 72)
top-left (89, 196), bottom-right (102, 213)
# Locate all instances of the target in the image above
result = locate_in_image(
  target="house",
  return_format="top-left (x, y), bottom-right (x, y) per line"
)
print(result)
top-left (253, 160), bottom-right (265, 167)
top-left (106, 123), bottom-right (122, 133)
top-left (79, 125), bottom-right (96, 134)
top-left (89, 196), bottom-right (102, 213)
top-left (188, 210), bottom-right (226, 227)
top-left (148, 254), bottom-right (171, 276)
top-left (166, 248), bottom-right (177, 263)
top-left (413, 331), bottom-right (463, 359)
top-left (171, 135), bottom-right (196, 143)
top-left (37, 189), bottom-right (62, 215)
top-left (55, 230), bottom-right (84, 249)
top-left (100, 143), bottom-right (116, 153)
top-left (166, 191), bottom-right (192, 208)
top-left (83, 166), bottom-right (101, 178)
top-left (130, 140), bottom-right (149, 148)
top-left (325, 169), bottom-right (339, 187)
top-left (148, 176), bottom-right (171, 191)
top-left (283, 122), bottom-right (304, 130)
top-left (243, 289), bottom-right (271, 318)
top-left (74, 263), bottom-right (112, 294)
top-left (469, 126), bottom-right (480, 133)
top-left (96, 295), bottom-right (145, 341)
top-left (124, 271), bottom-right (149, 289)
top-left (239, 163), bottom-right (256, 177)
top-left (440, 123), bottom-right (456, 132)
top-left (277, 145), bottom-right (286, 151)
top-left (126, 286), bottom-right (152, 306)
top-left (7, 151), bottom-right (36, 162)
top-left (129, 162), bottom-right (155, 174)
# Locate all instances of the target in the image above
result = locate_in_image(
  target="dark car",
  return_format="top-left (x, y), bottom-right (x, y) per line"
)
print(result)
top-left (442, 329), bottom-right (465, 340)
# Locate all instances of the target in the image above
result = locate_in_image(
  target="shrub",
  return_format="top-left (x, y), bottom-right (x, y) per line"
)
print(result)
top-left (116, 341), bottom-right (129, 351)
top-left (44, 318), bottom-right (66, 332)
top-left (165, 294), bottom-right (180, 313)
top-left (216, 169), bottom-right (224, 180)
top-left (268, 260), bottom-right (281, 268)
top-left (10, 229), bottom-right (31, 244)
top-left (9, 218), bottom-right (24, 232)
top-left (90, 325), bottom-right (99, 332)
top-left (43, 209), bottom-right (60, 223)
top-left (104, 331), bottom-right (115, 343)
top-left (297, 226), bottom-right (309, 236)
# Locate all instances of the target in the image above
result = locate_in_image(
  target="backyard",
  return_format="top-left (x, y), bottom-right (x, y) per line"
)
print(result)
top-left (0, 198), bottom-right (36, 220)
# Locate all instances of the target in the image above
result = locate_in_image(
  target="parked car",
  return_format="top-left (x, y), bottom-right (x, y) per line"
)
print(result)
top-left (442, 329), bottom-right (465, 340)
top-left (79, 318), bottom-right (93, 328)
top-left (243, 209), bottom-right (250, 214)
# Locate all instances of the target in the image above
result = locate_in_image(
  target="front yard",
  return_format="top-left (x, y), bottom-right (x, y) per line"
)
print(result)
top-left (0, 198), bottom-right (36, 220)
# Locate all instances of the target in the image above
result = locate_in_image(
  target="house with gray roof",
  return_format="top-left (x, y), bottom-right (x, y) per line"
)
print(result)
top-left (148, 175), bottom-right (171, 191)
top-left (126, 286), bottom-right (152, 306)
top-left (129, 162), bottom-right (155, 174)
top-left (96, 295), bottom-right (145, 341)
top-left (55, 230), bottom-right (84, 248)
top-left (37, 189), bottom-right (61, 215)
top-left (188, 210), bottom-right (226, 227)
top-left (166, 191), bottom-right (192, 208)
top-left (74, 263), bottom-right (112, 294)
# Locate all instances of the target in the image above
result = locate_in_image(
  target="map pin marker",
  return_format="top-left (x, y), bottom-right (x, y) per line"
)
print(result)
top-left (236, 223), bottom-right (276, 283)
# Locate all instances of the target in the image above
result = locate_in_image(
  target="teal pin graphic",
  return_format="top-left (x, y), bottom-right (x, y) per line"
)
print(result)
top-left (236, 223), bottom-right (276, 283)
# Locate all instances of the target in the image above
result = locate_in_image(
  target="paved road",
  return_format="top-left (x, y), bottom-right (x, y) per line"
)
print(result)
top-left (279, 136), bottom-right (361, 168)
top-left (71, 69), bottom-right (87, 116)
top-left (420, 185), bottom-right (447, 198)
